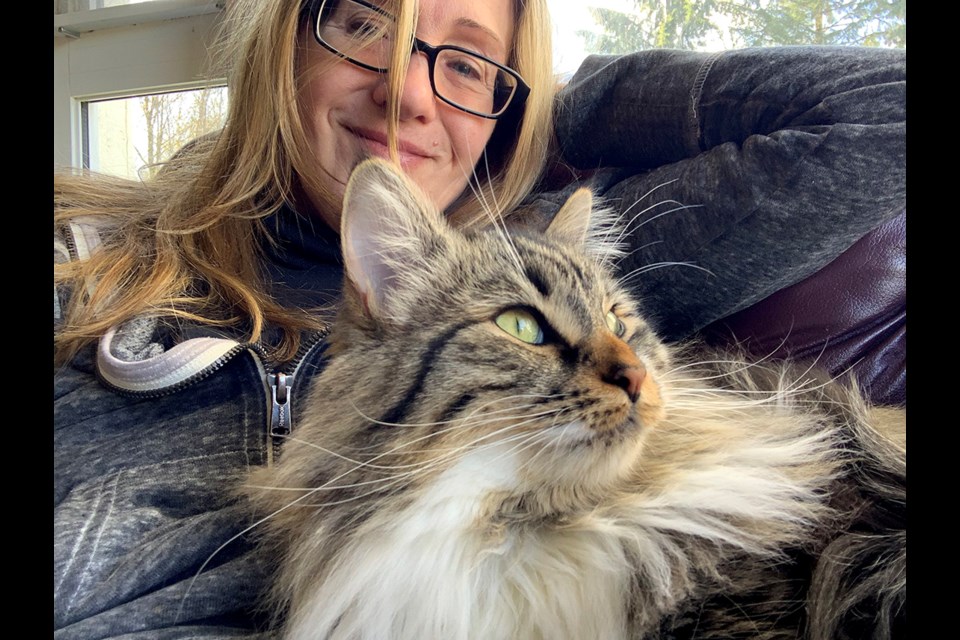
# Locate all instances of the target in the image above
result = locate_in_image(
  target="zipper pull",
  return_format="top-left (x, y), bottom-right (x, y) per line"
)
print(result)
top-left (265, 332), bottom-right (328, 465)
top-left (270, 372), bottom-right (294, 440)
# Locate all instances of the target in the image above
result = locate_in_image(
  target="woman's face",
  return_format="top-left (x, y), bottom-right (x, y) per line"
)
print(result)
top-left (299, 0), bottom-right (516, 229)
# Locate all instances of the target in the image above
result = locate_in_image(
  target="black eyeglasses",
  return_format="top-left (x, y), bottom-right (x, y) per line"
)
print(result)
top-left (311, 0), bottom-right (529, 119)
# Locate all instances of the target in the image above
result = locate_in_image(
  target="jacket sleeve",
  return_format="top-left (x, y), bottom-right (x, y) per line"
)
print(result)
top-left (546, 46), bottom-right (906, 342)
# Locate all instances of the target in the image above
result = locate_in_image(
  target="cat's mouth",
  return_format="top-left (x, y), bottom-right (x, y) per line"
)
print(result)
top-left (543, 378), bottom-right (664, 449)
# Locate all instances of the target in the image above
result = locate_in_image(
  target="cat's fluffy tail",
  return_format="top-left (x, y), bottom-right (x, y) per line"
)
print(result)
top-left (808, 404), bottom-right (906, 640)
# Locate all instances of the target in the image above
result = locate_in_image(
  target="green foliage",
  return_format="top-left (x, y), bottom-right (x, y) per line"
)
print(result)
top-left (579, 0), bottom-right (722, 52)
top-left (727, 0), bottom-right (907, 47)
top-left (580, 0), bottom-right (906, 53)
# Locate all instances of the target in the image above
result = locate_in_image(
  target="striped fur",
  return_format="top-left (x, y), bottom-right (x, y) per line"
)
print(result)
top-left (247, 159), bottom-right (906, 639)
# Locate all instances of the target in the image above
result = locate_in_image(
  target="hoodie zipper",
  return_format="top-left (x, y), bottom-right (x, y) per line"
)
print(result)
top-left (62, 225), bottom-right (79, 262)
top-left (96, 325), bottom-right (329, 465)
top-left (267, 329), bottom-right (329, 464)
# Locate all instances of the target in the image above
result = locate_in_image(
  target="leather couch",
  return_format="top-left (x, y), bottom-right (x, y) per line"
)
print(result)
top-left (702, 212), bottom-right (906, 406)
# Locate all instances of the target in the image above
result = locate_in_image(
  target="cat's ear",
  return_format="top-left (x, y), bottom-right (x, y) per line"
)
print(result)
top-left (545, 188), bottom-right (594, 246)
top-left (546, 188), bottom-right (623, 263)
top-left (340, 158), bottom-right (448, 321)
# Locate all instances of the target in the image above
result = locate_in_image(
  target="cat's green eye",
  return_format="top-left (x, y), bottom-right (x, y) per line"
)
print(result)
top-left (606, 311), bottom-right (626, 337)
top-left (495, 309), bottom-right (544, 345)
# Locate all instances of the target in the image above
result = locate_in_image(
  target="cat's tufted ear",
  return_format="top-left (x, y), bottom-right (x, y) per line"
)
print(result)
top-left (545, 188), bottom-right (623, 263)
top-left (340, 158), bottom-right (448, 321)
top-left (545, 188), bottom-right (594, 247)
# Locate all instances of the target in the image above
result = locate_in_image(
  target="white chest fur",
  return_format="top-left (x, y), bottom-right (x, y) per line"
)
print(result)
top-left (284, 446), bottom-right (633, 640)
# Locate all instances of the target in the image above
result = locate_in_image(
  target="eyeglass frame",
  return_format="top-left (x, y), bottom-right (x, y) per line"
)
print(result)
top-left (309, 0), bottom-right (531, 120)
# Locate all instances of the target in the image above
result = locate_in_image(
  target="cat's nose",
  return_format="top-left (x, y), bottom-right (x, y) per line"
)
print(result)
top-left (604, 364), bottom-right (646, 403)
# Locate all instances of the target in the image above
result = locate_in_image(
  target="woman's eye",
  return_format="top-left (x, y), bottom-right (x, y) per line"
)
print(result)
top-left (344, 12), bottom-right (389, 39)
top-left (605, 311), bottom-right (625, 337)
top-left (448, 57), bottom-right (482, 81)
top-left (495, 309), bottom-right (544, 345)
top-left (443, 56), bottom-right (494, 90)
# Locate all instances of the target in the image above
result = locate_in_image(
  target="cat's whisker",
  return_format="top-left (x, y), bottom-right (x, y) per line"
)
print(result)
top-left (675, 353), bottom-right (840, 399)
top-left (288, 428), bottom-right (566, 532)
top-left (664, 327), bottom-right (814, 387)
top-left (328, 411), bottom-right (555, 460)
top-left (177, 467), bottom-right (346, 622)
top-left (264, 433), bottom-right (449, 473)
top-left (356, 413), bottom-right (559, 467)
top-left (628, 202), bottom-right (705, 232)
top-left (618, 240), bottom-right (665, 262)
top-left (462, 428), bottom-right (554, 475)
top-left (482, 408), bottom-right (570, 460)
top-left (607, 179), bottom-right (682, 237)
top-left (454, 147), bottom-right (526, 275)
top-left (615, 178), bottom-right (680, 221)
top-left (617, 261), bottom-right (716, 287)
top-left (662, 375), bottom-right (842, 415)
top-left (511, 410), bottom-right (577, 473)
top-left (414, 408), bottom-right (572, 463)
top-left (665, 382), bottom-right (818, 402)
top-left (332, 395), bottom-right (570, 460)
top-left (443, 393), bottom-right (572, 440)
top-left (244, 475), bottom-right (412, 495)
top-left (609, 198), bottom-right (703, 260)
top-left (477, 152), bottom-right (528, 273)
top-left (467, 147), bottom-right (499, 219)
top-left (613, 198), bottom-right (685, 246)
top-left (320, 404), bottom-right (572, 480)
top-left (397, 423), bottom-right (559, 457)
top-left (398, 426), bottom-right (552, 462)
top-left (344, 392), bottom-right (567, 432)
top-left (282, 424), bottom-right (562, 512)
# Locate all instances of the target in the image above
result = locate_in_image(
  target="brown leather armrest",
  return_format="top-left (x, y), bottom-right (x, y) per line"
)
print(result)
top-left (701, 211), bottom-right (906, 406)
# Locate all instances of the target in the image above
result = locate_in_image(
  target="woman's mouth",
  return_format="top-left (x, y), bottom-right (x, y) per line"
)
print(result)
top-left (351, 127), bottom-right (433, 169)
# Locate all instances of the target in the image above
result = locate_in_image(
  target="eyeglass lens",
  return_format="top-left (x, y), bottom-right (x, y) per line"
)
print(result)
top-left (316, 0), bottom-right (519, 117)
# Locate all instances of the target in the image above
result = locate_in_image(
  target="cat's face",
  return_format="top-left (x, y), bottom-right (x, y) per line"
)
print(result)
top-left (324, 160), bottom-right (670, 494)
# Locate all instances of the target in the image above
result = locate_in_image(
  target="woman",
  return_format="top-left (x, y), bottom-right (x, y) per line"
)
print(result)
top-left (54, 0), bottom-right (905, 636)
top-left (55, 0), bottom-right (554, 367)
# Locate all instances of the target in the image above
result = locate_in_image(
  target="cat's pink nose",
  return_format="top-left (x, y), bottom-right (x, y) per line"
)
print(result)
top-left (606, 364), bottom-right (646, 403)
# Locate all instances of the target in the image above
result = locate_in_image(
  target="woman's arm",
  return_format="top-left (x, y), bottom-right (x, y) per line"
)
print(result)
top-left (543, 46), bottom-right (905, 342)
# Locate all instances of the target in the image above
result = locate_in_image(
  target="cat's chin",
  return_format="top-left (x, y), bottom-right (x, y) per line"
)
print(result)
top-left (512, 419), bottom-right (649, 495)
top-left (546, 416), bottom-right (644, 449)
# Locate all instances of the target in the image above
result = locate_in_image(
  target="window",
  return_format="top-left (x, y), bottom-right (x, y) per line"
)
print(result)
top-left (82, 87), bottom-right (228, 180)
top-left (53, 1), bottom-right (225, 174)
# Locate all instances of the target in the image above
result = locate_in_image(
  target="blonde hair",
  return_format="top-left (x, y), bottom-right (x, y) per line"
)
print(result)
top-left (54, 0), bottom-right (555, 365)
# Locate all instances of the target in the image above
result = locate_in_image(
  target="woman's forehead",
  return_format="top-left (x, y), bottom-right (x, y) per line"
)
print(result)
top-left (414, 0), bottom-right (515, 60)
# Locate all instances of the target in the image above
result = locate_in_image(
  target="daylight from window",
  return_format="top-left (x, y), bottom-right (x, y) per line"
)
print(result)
top-left (554, 0), bottom-right (904, 74)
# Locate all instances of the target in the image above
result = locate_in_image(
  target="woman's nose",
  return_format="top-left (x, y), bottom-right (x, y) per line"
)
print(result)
top-left (372, 53), bottom-right (438, 122)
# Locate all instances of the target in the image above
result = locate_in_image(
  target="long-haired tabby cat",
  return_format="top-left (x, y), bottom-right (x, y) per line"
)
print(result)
top-left (247, 159), bottom-right (906, 639)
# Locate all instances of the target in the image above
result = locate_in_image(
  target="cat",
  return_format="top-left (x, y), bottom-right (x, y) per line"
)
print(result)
top-left (246, 158), bottom-right (906, 640)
